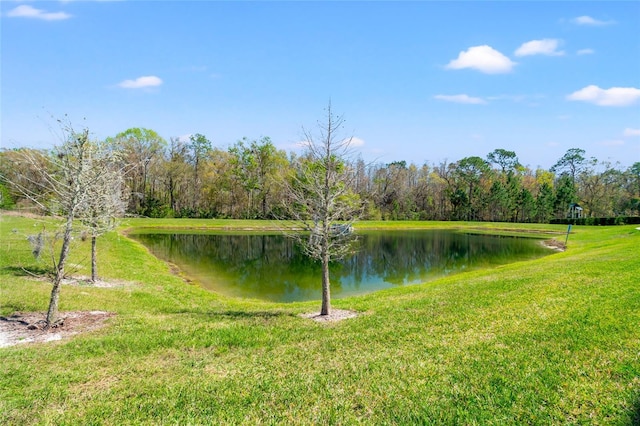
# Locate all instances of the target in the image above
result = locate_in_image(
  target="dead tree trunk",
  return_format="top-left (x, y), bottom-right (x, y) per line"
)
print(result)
top-left (321, 239), bottom-right (331, 316)
top-left (91, 235), bottom-right (98, 283)
top-left (46, 211), bottom-right (74, 326)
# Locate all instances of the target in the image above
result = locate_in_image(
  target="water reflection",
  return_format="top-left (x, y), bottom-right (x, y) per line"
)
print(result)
top-left (131, 230), bottom-right (549, 302)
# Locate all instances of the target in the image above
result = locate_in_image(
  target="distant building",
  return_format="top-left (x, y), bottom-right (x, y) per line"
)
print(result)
top-left (568, 203), bottom-right (583, 219)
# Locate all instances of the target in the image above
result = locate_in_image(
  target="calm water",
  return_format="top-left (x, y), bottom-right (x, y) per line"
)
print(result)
top-left (131, 230), bottom-right (551, 302)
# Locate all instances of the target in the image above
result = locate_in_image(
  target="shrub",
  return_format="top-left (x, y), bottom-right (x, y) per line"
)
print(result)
top-left (550, 216), bottom-right (640, 225)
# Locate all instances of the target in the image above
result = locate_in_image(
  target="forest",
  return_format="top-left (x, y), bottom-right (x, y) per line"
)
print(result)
top-left (1, 127), bottom-right (639, 223)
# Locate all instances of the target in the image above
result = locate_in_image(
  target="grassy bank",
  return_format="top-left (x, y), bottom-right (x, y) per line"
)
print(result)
top-left (1, 215), bottom-right (638, 424)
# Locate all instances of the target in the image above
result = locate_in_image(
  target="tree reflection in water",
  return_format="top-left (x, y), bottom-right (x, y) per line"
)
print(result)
top-left (132, 230), bottom-right (549, 302)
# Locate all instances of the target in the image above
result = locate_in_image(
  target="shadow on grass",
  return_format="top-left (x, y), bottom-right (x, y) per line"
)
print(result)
top-left (0, 303), bottom-right (43, 316)
top-left (632, 398), bottom-right (640, 426)
top-left (167, 308), bottom-right (296, 320)
top-left (210, 310), bottom-right (295, 319)
top-left (2, 265), bottom-right (51, 278)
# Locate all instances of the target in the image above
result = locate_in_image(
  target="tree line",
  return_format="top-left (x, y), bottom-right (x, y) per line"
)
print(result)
top-left (2, 128), bottom-right (639, 223)
top-left (1, 115), bottom-right (638, 321)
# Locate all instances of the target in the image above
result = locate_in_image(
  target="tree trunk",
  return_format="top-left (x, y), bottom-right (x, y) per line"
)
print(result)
top-left (46, 213), bottom-right (74, 327)
top-left (193, 159), bottom-right (199, 211)
top-left (91, 235), bottom-right (98, 283)
top-left (169, 175), bottom-right (176, 213)
top-left (320, 239), bottom-right (331, 316)
top-left (46, 274), bottom-right (63, 328)
top-left (262, 193), bottom-right (267, 219)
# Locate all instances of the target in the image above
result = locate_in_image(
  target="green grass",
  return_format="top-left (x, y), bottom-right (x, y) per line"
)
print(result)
top-left (1, 214), bottom-right (639, 425)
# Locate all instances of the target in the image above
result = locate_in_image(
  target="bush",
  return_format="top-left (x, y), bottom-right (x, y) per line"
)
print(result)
top-left (550, 216), bottom-right (640, 226)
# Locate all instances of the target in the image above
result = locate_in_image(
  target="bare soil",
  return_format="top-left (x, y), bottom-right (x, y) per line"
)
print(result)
top-left (0, 310), bottom-right (115, 348)
top-left (27, 275), bottom-right (137, 289)
top-left (300, 309), bottom-right (360, 322)
top-left (542, 239), bottom-right (567, 251)
top-left (1, 273), bottom-right (130, 348)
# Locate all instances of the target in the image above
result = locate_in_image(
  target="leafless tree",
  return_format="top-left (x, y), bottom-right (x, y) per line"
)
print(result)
top-left (283, 104), bottom-right (363, 316)
top-left (2, 122), bottom-right (126, 327)
top-left (77, 143), bottom-right (127, 282)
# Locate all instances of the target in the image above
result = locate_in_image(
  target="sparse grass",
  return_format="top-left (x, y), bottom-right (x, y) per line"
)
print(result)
top-left (1, 214), bottom-right (638, 424)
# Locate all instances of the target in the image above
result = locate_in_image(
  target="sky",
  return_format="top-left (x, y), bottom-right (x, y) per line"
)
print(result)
top-left (2, 1), bottom-right (639, 170)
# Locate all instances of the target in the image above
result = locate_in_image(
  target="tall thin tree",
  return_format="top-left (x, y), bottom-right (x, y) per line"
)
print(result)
top-left (283, 104), bottom-right (363, 316)
top-left (3, 122), bottom-right (124, 326)
top-left (77, 142), bottom-right (127, 282)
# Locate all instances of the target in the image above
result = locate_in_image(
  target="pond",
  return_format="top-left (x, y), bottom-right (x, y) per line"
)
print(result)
top-left (131, 229), bottom-right (552, 302)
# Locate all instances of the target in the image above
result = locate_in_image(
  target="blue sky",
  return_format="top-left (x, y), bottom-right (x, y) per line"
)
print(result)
top-left (2, 1), bottom-right (639, 169)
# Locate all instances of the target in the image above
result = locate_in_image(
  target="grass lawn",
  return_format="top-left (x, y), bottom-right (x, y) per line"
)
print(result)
top-left (1, 214), bottom-right (639, 424)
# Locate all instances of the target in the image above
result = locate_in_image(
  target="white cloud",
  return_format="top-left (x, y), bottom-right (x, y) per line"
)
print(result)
top-left (515, 39), bottom-right (564, 57)
top-left (445, 45), bottom-right (516, 74)
top-left (434, 94), bottom-right (487, 104)
top-left (624, 128), bottom-right (640, 137)
top-left (567, 85), bottom-right (640, 107)
top-left (351, 137), bottom-right (364, 147)
top-left (6, 5), bottom-right (72, 21)
top-left (572, 15), bottom-right (615, 26)
top-left (178, 134), bottom-right (192, 143)
top-left (341, 137), bottom-right (365, 147)
top-left (577, 48), bottom-right (595, 55)
top-left (117, 75), bottom-right (163, 89)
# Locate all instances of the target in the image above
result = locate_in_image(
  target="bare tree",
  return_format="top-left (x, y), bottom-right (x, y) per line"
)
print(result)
top-left (2, 122), bottom-right (124, 327)
top-left (284, 104), bottom-right (363, 316)
top-left (77, 143), bottom-right (127, 282)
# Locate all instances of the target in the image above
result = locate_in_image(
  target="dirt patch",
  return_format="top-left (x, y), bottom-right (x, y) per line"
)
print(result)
top-left (0, 311), bottom-right (115, 348)
top-left (300, 309), bottom-right (359, 323)
top-left (541, 239), bottom-right (566, 251)
top-left (467, 226), bottom-right (565, 235)
top-left (62, 276), bottom-right (135, 288)
top-left (27, 275), bottom-right (136, 289)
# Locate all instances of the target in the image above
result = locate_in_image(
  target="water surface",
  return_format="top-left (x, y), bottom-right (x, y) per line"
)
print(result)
top-left (131, 230), bottom-right (550, 302)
